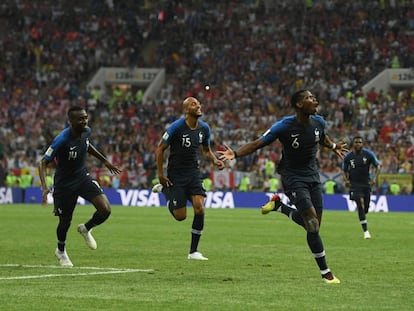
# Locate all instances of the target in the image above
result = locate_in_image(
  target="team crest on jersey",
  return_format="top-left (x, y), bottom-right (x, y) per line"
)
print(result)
top-left (199, 131), bottom-right (203, 143)
top-left (363, 156), bottom-right (367, 164)
top-left (314, 128), bottom-right (320, 142)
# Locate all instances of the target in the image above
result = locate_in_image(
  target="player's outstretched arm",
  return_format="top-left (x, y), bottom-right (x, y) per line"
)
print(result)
top-left (332, 142), bottom-right (349, 159)
top-left (202, 145), bottom-right (225, 170)
top-left (218, 139), bottom-right (265, 161)
top-left (323, 136), bottom-right (349, 159)
top-left (88, 144), bottom-right (122, 175)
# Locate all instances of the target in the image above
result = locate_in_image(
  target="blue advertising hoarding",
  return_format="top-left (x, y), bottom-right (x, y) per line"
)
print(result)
top-left (0, 187), bottom-right (23, 204)
top-left (16, 187), bottom-right (414, 213)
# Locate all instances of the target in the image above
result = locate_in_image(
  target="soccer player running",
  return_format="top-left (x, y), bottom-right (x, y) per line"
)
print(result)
top-left (38, 106), bottom-right (122, 267)
top-left (154, 97), bottom-right (225, 260)
top-left (218, 90), bottom-right (347, 284)
top-left (342, 136), bottom-right (380, 239)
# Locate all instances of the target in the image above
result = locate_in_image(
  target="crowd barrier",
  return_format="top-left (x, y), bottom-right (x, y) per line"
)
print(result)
top-left (1, 187), bottom-right (413, 213)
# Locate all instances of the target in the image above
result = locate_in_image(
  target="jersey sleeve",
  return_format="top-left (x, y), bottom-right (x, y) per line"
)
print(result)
top-left (342, 153), bottom-right (350, 171)
top-left (201, 121), bottom-right (211, 147)
top-left (42, 130), bottom-right (67, 162)
top-left (161, 121), bottom-right (178, 145)
top-left (84, 127), bottom-right (92, 150)
top-left (313, 115), bottom-right (327, 145)
top-left (260, 119), bottom-right (285, 146)
top-left (364, 148), bottom-right (380, 167)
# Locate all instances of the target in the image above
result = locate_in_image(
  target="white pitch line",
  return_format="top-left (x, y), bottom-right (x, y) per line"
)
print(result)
top-left (0, 264), bottom-right (145, 271)
top-left (0, 264), bottom-right (154, 281)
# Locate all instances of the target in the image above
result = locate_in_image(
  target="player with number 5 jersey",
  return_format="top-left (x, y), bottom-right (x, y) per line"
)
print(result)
top-left (342, 136), bottom-right (380, 239)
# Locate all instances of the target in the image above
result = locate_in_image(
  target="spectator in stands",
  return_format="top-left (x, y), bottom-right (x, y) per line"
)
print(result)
top-left (45, 174), bottom-right (53, 189)
top-left (379, 177), bottom-right (391, 195)
top-left (400, 184), bottom-right (411, 195)
top-left (324, 179), bottom-right (336, 195)
top-left (19, 168), bottom-right (33, 198)
top-left (203, 176), bottom-right (213, 192)
top-left (390, 181), bottom-right (401, 195)
top-left (239, 174), bottom-right (251, 192)
top-left (98, 174), bottom-right (111, 188)
top-left (19, 168), bottom-right (33, 189)
top-left (264, 159), bottom-right (276, 178)
top-left (264, 175), bottom-right (280, 193)
top-left (6, 170), bottom-right (19, 188)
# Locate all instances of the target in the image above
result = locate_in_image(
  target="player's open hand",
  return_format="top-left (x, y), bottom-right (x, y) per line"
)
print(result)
top-left (333, 142), bottom-right (349, 159)
top-left (214, 158), bottom-right (225, 170)
top-left (159, 175), bottom-right (173, 188)
top-left (104, 161), bottom-right (122, 175)
top-left (217, 143), bottom-right (236, 161)
top-left (41, 188), bottom-right (50, 206)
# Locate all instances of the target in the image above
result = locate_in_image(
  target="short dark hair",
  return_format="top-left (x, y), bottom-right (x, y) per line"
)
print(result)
top-left (290, 89), bottom-right (308, 108)
top-left (68, 106), bottom-right (85, 119)
top-left (352, 136), bottom-right (363, 142)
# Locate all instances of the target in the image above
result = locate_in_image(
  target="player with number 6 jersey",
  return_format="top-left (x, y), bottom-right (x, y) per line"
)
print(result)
top-left (218, 90), bottom-right (348, 284)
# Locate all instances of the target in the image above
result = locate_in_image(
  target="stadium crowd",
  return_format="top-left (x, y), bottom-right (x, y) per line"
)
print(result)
top-left (1, 0), bottom-right (414, 193)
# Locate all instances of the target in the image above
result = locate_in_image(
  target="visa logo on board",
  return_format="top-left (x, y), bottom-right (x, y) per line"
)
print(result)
top-left (342, 195), bottom-right (388, 212)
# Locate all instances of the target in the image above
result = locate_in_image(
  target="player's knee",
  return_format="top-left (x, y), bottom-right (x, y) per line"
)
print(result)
top-left (307, 217), bottom-right (319, 233)
top-left (101, 210), bottom-right (111, 220)
top-left (193, 206), bottom-right (205, 215)
top-left (92, 194), bottom-right (111, 211)
top-left (101, 199), bottom-right (111, 213)
top-left (95, 205), bottom-right (111, 220)
top-left (172, 208), bottom-right (186, 221)
top-left (173, 212), bottom-right (186, 221)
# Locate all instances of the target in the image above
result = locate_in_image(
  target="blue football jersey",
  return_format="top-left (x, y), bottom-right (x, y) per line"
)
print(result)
top-left (260, 115), bottom-right (327, 176)
top-left (343, 148), bottom-right (380, 187)
top-left (42, 127), bottom-right (91, 187)
top-left (161, 117), bottom-right (211, 171)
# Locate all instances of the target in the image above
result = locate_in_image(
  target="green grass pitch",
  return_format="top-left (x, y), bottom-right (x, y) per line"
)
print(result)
top-left (0, 204), bottom-right (413, 310)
